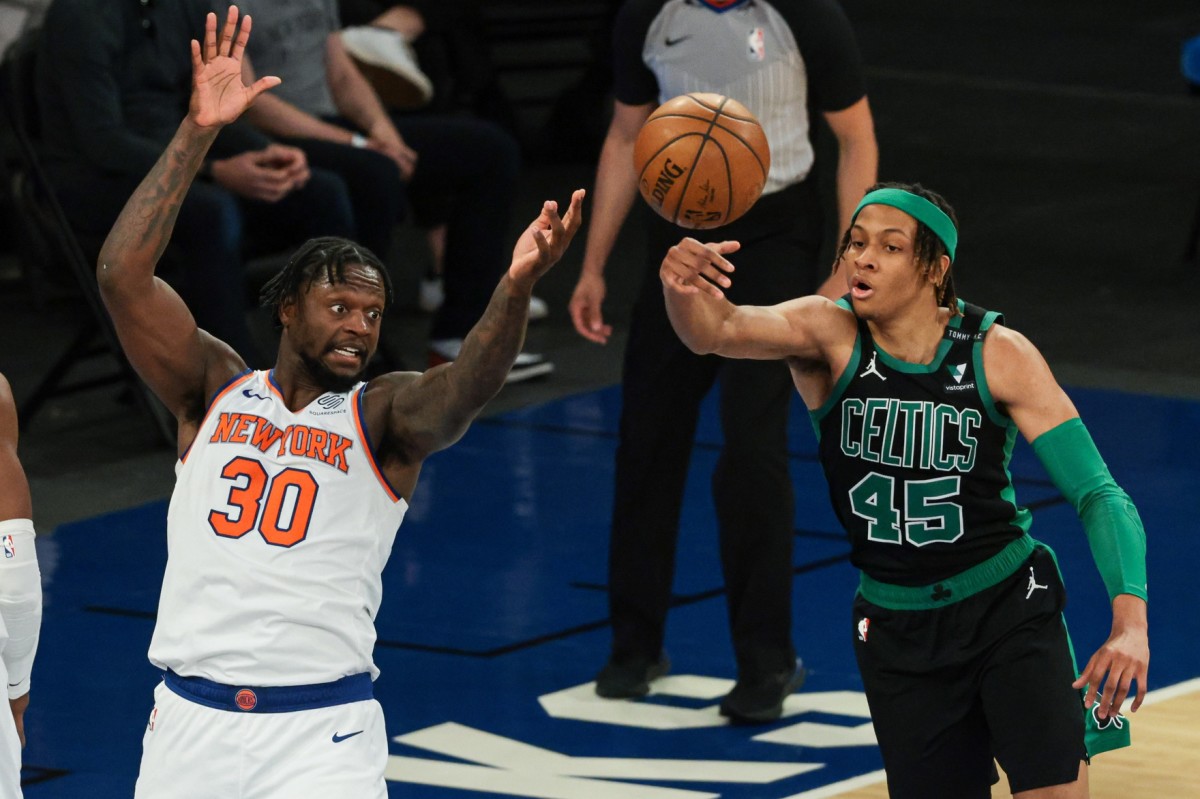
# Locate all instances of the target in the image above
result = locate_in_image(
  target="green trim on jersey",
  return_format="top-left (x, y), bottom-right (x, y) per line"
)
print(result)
top-left (873, 308), bottom-right (966, 374)
top-left (972, 313), bottom-right (1033, 536)
top-left (973, 309), bottom-right (1009, 427)
top-left (810, 297), bottom-right (858, 435)
top-left (1000, 423), bottom-right (1034, 536)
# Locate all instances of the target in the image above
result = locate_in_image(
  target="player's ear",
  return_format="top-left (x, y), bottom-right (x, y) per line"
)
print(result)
top-left (930, 254), bottom-right (951, 287)
top-left (279, 295), bottom-right (298, 328)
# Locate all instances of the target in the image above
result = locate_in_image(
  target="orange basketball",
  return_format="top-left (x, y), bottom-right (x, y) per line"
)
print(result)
top-left (633, 93), bottom-right (770, 230)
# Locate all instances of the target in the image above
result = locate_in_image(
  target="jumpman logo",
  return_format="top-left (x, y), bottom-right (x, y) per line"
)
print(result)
top-left (860, 351), bottom-right (887, 381)
top-left (1026, 566), bottom-right (1049, 599)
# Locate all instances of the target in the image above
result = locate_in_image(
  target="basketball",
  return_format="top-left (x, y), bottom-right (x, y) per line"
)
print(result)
top-left (633, 93), bottom-right (770, 229)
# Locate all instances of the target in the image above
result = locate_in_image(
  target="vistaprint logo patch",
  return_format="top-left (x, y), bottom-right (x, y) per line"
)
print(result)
top-left (943, 362), bottom-right (975, 392)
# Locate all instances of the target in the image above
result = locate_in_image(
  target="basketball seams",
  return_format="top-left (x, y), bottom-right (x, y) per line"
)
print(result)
top-left (641, 115), bottom-right (768, 180)
top-left (636, 134), bottom-right (704, 186)
top-left (634, 92), bottom-right (769, 228)
top-left (681, 93), bottom-right (757, 123)
top-left (669, 95), bottom-right (728, 224)
top-left (700, 137), bottom-right (735, 223)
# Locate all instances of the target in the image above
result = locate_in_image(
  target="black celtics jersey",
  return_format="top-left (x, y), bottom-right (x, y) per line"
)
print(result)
top-left (813, 300), bottom-right (1032, 586)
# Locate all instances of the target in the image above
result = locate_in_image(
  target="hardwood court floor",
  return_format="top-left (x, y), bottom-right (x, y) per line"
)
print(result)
top-left (831, 683), bottom-right (1200, 798)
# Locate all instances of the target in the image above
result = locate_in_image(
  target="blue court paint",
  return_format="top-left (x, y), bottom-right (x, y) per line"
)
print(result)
top-left (20, 385), bottom-right (1198, 797)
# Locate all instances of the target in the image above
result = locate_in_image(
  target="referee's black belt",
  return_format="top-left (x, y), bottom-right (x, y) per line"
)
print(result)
top-left (164, 669), bottom-right (373, 713)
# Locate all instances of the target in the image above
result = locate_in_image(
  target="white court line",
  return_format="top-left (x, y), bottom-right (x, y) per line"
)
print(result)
top-left (1140, 675), bottom-right (1200, 707)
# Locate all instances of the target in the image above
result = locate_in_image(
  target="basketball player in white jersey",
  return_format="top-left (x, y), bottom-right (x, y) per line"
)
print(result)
top-left (0, 373), bottom-right (42, 799)
top-left (95, 8), bottom-right (584, 797)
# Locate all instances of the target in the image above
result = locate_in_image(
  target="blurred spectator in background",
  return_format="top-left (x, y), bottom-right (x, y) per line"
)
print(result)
top-left (336, 0), bottom-right (548, 321)
top-left (34, 0), bottom-right (357, 365)
top-left (236, 0), bottom-right (550, 381)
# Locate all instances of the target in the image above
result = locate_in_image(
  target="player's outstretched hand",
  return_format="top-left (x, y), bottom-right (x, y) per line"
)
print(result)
top-left (189, 6), bottom-right (280, 129)
top-left (660, 237), bottom-right (740, 300)
top-left (1072, 595), bottom-right (1149, 720)
top-left (508, 189), bottom-right (586, 288)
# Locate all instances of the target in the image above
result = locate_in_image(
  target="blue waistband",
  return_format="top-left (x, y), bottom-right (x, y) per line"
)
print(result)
top-left (164, 670), bottom-right (373, 713)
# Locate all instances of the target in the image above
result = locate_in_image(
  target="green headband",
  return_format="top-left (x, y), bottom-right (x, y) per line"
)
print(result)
top-left (851, 188), bottom-right (958, 262)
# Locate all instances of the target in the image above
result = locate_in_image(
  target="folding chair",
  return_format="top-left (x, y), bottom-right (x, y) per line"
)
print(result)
top-left (0, 28), bottom-right (175, 444)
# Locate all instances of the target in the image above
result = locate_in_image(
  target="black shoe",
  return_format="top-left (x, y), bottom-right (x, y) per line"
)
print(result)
top-left (594, 652), bottom-right (671, 699)
top-left (719, 658), bottom-right (807, 724)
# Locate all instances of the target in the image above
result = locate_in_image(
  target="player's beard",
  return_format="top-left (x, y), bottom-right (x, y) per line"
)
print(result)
top-left (299, 349), bottom-right (366, 394)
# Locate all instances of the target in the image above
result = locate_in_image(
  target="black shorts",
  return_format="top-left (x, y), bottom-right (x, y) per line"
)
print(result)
top-left (852, 546), bottom-right (1085, 798)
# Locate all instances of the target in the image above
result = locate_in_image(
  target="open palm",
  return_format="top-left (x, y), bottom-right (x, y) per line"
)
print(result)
top-left (189, 7), bottom-right (279, 128)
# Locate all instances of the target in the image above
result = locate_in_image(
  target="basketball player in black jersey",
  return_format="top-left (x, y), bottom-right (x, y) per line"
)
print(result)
top-left (658, 182), bottom-right (1149, 798)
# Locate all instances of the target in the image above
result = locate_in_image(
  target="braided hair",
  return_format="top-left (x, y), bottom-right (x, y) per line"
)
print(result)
top-left (833, 181), bottom-right (961, 316)
top-left (259, 237), bottom-right (393, 327)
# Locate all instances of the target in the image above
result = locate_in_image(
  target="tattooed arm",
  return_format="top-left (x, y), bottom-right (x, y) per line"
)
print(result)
top-left (375, 191), bottom-right (585, 481)
top-left (96, 8), bottom-right (279, 436)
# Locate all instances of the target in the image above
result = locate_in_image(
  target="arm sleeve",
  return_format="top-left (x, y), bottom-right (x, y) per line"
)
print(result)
top-left (0, 520), bottom-right (42, 700)
top-left (1032, 417), bottom-right (1148, 602)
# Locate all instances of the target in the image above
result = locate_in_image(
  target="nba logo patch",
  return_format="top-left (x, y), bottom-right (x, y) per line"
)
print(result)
top-left (2, 535), bottom-right (14, 559)
top-left (857, 616), bottom-right (870, 642)
top-left (747, 27), bottom-right (765, 61)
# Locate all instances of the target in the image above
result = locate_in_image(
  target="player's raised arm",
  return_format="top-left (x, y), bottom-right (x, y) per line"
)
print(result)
top-left (96, 7), bottom-right (280, 421)
top-left (660, 237), bottom-right (851, 362)
top-left (984, 324), bottom-right (1149, 719)
top-left (385, 190), bottom-right (586, 458)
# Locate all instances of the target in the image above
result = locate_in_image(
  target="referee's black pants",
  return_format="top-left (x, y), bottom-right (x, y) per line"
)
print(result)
top-left (607, 180), bottom-right (824, 682)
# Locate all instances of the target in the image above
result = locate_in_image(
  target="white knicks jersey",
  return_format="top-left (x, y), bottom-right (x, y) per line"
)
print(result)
top-left (149, 370), bottom-right (408, 685)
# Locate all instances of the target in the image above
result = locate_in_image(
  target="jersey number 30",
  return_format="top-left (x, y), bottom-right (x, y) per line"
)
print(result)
top-left (849, 471), bottom-right (964, 546)
top-left (208, 457), bottom-right (319, 547)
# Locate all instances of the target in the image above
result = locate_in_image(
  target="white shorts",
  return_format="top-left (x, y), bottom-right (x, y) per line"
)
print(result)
top-left (134, 680), bottom-right (387, 799)
top-left (0, 658), bottom-right (22, 799)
